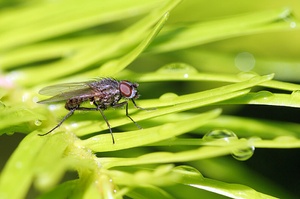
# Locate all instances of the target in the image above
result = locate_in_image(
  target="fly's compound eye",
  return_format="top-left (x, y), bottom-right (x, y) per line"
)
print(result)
top-left (119, 81), bottom-right (139, 99)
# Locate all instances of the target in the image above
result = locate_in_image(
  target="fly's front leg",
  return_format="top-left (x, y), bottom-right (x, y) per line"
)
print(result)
top-left (112, 101), bottom-right (142, 129)
top-left (131, 99), bottom-right (156, 111)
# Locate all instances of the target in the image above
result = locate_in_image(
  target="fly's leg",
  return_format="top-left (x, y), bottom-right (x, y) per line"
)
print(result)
top-left (131, 99), bottom-right (156, 111)
top-left (38, 105), bottom-right (116, 144)
top-left (76, 104), bottom-right (115, 144)
top-left (113, 101), bottom-right (142, 129)
top-left (38, 108), bottom-right (76, 136)
top-left (125, 102), bottom-right (142, 129)
top-left (131, 99), bottom-right (145, 110)
top-left (98, 108), bottom-right (115, 144)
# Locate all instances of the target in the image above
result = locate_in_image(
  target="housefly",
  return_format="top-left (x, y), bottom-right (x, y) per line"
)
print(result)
top-left (37, 78), bottom-right (148, 144)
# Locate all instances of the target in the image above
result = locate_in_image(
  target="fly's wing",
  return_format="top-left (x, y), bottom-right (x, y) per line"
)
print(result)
top-left (39, 81), bottom-right (93, 96)
top-left (38, 81), bottom-right (96, 104)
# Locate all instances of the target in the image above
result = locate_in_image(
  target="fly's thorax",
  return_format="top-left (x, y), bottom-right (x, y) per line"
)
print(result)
top-left (92, 92), bottom-right (122, 109)
top-left (89, 78), bottom-right (119, 92)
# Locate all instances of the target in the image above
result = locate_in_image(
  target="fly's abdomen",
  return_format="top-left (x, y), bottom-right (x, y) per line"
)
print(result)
top-left (65, 97), bottom-right (87, 110)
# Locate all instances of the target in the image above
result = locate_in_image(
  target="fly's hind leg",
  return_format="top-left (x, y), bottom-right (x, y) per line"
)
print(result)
top-left (38, 108), bottom-right (76, 136)
top-left (86, 101), bottom-right (115, 144)
top-left (77, 102), bottom-right (115, 144)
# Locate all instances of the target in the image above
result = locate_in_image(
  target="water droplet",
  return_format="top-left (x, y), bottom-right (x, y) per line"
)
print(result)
top-left (235, 52), bottom-right (256, 72)
top-left (174, 165), bottom-right (202, 177)
top-left (274, 136), bottom-right (298, 142)
top-left (159, 92), bottom-right (179, 101)
top-left (231, 144), bottom-right (255, 161)
top-left (63, 49), bottom-right (76, 58)
top-left (36, 173), bottom-right (52, 189)
top-left (253, 91), bottom-right (273, 101)
top-left (290, 21), bottom-right (297, 28)
top-left (32, 96), bottom-right (39, 103)
top-left (35, 120), bottom-right (42, 126)
top-left (7, 71), bottom-right (25, 82)
top-left (248, 136), bottom-right (262, 142)
top-left (291, 90), bottom-right (300, 96)
top-left (291, 91), bottom-right (300, 103)
top-left (70, 122), bottom-right (78, 128)
top-left (6, 131), bottom-right (15, 136)
top-left (15, 161), bottom-right (23, 169)
top-left (48, 104), bottom-right (61, 111)
top-left (156, 63), bottom-right (198, 78)
top-left (204, 130), bottom-right (255, 161)
top-left (91, 136), bottom-right (101, 142)
top-left (154, 164), bottom-right (174, 176)
top-left (237, 72), bottom-right (259, 80)
top-left (203, 129), bottom-right (238, 142)
top-left (22, 92), bottom-right (31, 102)
top-left (183, 73), bottom-right (189, 78)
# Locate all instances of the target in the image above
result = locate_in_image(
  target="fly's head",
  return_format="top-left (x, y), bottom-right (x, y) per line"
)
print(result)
top-left (119, 80), bottom-right (140, 99)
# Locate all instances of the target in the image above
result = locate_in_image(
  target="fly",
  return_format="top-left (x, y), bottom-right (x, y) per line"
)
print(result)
top-left (37, 78), bottom-right (148, 144)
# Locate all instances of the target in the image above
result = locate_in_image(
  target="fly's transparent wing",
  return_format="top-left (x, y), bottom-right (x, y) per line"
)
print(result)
top-left (39, 81), bottom-right (93, 96)
top-left (38, 88), bottom-right (96, 104)
top-left (38, 80), bottom-right (97, 104)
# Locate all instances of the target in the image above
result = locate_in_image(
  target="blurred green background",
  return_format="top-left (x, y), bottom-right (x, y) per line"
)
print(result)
top-left (0, 0), bottom-right (300, 198)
